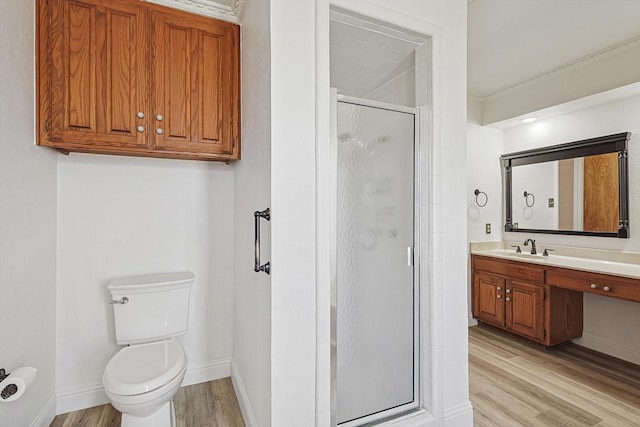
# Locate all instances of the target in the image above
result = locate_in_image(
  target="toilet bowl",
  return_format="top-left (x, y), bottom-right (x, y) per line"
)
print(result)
top-left (102, 272), bottom-right (194, 427)
top-left (103, 340), bottom-right (187, 427)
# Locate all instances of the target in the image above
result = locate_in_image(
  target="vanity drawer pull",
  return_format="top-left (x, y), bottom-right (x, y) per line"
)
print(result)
top-left (497, 287), bottom-right (502, 291)
top-left (497, 294), bottom-right (502, 299)
top-left (505, 297), bottom-right (511, 302)
top-left (603, 286), bottom-right (611, 292)
top-left (590, 283), bottom-right (598, 289)
top-left (505, 289), bottom-right (511, 293)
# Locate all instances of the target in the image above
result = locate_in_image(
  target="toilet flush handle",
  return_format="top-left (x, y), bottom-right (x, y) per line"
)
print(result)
top-left (109, 297), bottom-right (129, 305)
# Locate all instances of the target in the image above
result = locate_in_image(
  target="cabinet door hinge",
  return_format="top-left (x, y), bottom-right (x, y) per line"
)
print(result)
top-left (45, 119), bottom-right (49, 131)
top-left (232, 36), bottom-right (236, 47)
top-left (232, 138), bottom-right (236, 148)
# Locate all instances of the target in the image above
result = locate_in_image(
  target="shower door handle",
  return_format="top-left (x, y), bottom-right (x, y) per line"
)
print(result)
top-left (254, 208), bottom-right (271, 275)
top-left (407, 246), bottom-right (414, 267)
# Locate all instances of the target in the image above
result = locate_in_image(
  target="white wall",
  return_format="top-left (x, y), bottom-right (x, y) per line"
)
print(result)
top-left (319, 1), bottom-right (471, 425)
top-left (366, 64), bottom-right (416, 107)
top-left (270, 0), bottom-right (318, 425)
top-left (0, 1), bottom-right (58, 426)
top-left (511, 161), bottom-right (559, 230)
top-left (467, 98), bottom-right (503, 243)
top-left (56, 154), bottom-right (235, 413)
top-left (503, 94), bottom-right (640, 364)
top-left (232, 0), bottom-right (272, 425)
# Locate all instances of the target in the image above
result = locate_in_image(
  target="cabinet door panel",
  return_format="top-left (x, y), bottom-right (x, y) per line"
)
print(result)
top-left (152, 11), bottom-right (238, 156)
top-left (473, 273), bottom-right (505, 327)
top-left (506, 280), bottom-right (544, 341)
top-left (48, 0), bottom-right (147, 148)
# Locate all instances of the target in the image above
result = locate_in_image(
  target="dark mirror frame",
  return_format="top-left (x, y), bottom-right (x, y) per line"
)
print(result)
top-left (501, 132), bottom-right (631, 238)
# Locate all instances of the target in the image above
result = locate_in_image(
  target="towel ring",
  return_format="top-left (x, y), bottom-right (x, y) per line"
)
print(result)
top-left (524, 191), bottom-right (535, 207)
top-left (474, 189), bottom-right (488, 207)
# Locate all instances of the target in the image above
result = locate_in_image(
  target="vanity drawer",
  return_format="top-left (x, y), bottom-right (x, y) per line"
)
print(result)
top-left (473, 255), bottom-right (545, 283)
top-left (547, 269), bottom-right (640, 303)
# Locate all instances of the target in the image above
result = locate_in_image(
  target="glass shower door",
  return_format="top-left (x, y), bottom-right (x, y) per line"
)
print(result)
top-left (336, 99), bottom-right (417, 425)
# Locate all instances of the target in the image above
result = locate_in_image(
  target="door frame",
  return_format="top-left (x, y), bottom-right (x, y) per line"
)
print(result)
top-left (330, 90), bottom-right (421, 426)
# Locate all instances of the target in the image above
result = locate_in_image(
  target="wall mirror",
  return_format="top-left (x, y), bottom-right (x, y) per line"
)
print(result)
top-left (502, 132), bottom-right (630, 238)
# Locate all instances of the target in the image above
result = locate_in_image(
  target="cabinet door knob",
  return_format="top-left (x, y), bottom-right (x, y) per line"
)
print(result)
top-left (137, 126), bottom-right (144, 133)
top-left (590, 283), bottom-right (598, 289)
top-left (505, 297), bottom-right (511, 302)
top-left (156, 114), bottom-right (163, 121)
top-left (156, 128), bottom-right (163, 135)
top-left (496, 295), bottom-right (502, 299)
top-left (505, 289), bottom-right (511, 293)
top-left (137, 111), bottom-right (145, 119)
top-left (603, 286), bottom-right (611, 292)
top-left (497, 287), bottom-right (502, 291)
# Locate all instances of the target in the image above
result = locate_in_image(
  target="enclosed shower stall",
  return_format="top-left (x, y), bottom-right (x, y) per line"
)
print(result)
top-left (331, 94), bottom-right (420, 426)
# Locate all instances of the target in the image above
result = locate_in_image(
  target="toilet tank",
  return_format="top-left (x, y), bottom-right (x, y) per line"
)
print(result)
top-left (108, 272), bottom-right (195, 345)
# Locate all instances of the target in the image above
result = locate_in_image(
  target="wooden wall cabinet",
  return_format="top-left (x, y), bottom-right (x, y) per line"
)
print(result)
top-left (472, 255), bottom-right (583, 346)
top-left (37, 0), bottom-right (240, 162)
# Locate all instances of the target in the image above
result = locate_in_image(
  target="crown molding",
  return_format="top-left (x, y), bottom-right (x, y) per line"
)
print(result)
top-left (470, 35), bottom-right (640, 102)
top-left (143, 0), bottom-right (246, 23)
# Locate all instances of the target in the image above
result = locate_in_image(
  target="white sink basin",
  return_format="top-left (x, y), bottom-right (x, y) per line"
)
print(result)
top-left (472, 248), bottom-right (640, 279)
top-left (509, 252), bottom-right (547, 260)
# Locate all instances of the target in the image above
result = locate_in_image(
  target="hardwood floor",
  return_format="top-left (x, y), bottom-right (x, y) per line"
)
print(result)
top-left (50, 378), bottom-right (245, 427)
top-left (50, 328), bottom-right (640, 427)
top-left (470, 324), bottom-right (640, 427)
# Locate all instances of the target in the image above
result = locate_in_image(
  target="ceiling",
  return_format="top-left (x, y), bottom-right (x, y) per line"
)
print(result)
top-left (468, 0), bottom-right (640, 100)
top-left (329, 9), bottom-right (427, 98)
top-left (144, 0), bottom-right (244, 22)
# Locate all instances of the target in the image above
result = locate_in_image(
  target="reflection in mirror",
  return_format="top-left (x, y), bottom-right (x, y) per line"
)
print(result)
top-left (503, 132), bottom-right (630, 238)
top-left (512, 154), bottom-right (619, 233)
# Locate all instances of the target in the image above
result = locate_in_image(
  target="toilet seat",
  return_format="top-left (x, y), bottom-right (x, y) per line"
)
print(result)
top-left (103, 340), bottom-right (186, 396)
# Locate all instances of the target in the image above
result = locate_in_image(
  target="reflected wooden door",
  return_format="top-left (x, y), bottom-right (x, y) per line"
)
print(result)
top-left (583, 153), bottom-right (618, 232)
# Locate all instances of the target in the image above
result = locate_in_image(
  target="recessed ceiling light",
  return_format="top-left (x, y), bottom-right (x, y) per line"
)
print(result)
top-left (521, 117), bottom-right (537, 124)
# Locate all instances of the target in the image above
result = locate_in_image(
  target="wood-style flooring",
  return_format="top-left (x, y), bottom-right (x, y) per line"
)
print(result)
top-left (51, 328), bottom-right (640, 427)
top-left (50, 378), bottom-right (245, 427)
top-left (470, 324), bottom-right (640, 427)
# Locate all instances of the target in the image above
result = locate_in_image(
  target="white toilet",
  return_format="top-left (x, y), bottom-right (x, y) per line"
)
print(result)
top-left (102, 272), bottom-right (195, 427)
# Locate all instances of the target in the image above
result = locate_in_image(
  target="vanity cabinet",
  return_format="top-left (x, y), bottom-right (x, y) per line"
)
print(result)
top-left (547, 267), bottom-right (640, 303)
top-left (472, 255), bottom-right (583, 346)
top-left (473, 257), bottom-right (545, 342)
top-left (36, 0), bottom-right (240, 162)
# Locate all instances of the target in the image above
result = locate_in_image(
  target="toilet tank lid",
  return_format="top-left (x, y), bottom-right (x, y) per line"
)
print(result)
top-left (108, 271), bottom-right (195, 293)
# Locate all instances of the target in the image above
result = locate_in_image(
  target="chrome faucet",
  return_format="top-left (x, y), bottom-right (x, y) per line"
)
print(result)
top-left (523, 238), bottom-right (537, 255)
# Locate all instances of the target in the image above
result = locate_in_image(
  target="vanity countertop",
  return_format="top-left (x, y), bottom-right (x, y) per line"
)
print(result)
top-left (471, 248), bottom-right (640, 280)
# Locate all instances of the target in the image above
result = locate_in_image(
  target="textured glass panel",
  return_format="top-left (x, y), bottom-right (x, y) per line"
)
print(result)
top-left (336, 102), bottom-right (415, 424)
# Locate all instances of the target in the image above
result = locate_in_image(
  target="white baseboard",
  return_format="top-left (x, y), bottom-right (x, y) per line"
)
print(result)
top-left (468, 316), bottom-right (478, 327)
top-left (56, 382), bottom-right (109, 415)
top-left (231, 361), bottom-right (258, 427)
top-left (574, 333), bottom-right (640, 365)
top-left (182, 357), bottom-right (231, 387)
top-left (444, 401), bottom-right (473, 427)
top-left (31, 394), bottom-right (56, 427)
top-left (56, 357), bottom-right (232, 415)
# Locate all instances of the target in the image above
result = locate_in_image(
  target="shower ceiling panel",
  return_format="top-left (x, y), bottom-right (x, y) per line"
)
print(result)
top-left (330, 9), bottom-right (428, 98)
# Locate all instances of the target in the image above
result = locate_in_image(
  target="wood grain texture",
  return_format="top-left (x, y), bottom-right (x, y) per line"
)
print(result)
top-left (474, 256), bottom-right (545, 283)
top-left (38, 0), bottom-right (239, 162)
top-left (473, 272), bottom-right (505, 327)
top-left (470, 324), bottom-right (640, 427)
top-left (506, 280), bottom-right (544, 341)
top-left (50, 378), bottom-right (245, 427)
top-left (547, 266), bottom-right (640, 304)
top-left (583, 152), bottom-right (619, 233)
